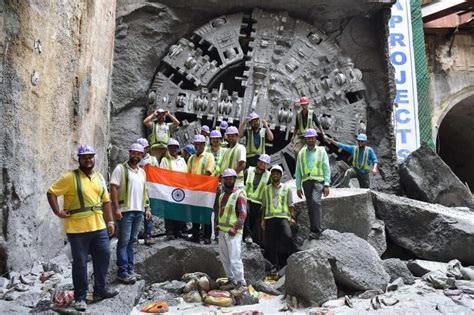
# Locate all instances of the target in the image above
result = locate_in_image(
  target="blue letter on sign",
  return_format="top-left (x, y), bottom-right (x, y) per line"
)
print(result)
top-left (396, 109), bottom-right (410, 124)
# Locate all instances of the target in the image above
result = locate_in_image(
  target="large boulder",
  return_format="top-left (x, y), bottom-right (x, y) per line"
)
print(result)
top-left (382, 258), bottom-right (415, 285)
top-left (285, 249), bottom-right (337, 306)
top-left (399, 143), bottom-right (474, 208)
top-left (293, 185), bottom-right (385, 255)
top-left (131, 239), bottom-right (265, 284)
top-left (372, 192), bottom-right (474, 265)
top-left (302, 230), bottom-right (390, 291)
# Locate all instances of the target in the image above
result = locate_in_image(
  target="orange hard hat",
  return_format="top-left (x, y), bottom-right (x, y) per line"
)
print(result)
top-left (299, 96), bottom-right (310, 105)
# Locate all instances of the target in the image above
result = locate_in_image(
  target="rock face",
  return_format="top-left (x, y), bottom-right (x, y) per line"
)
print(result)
top-left (293, 187), bottom-right (386, 255)
top-left (130, 239), bottom-right (265, 284)
top-left (399, 143), bottom-right (474, 208)
top-left (285, 250), bottom-right (337, 306)
top-left (373, 192), bottom-right (474, 265)
top-left (382, 258), bottom-right (415, 285)
top-left (302, 230), bottom-right (390, 291)
top-left (0, 1), bottom-right (116, 273)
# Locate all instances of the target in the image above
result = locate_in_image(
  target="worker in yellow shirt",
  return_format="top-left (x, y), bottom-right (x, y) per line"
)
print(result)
top-left (46, 145), bottom-right (118, 312)
top-left (187, 134), bottom-right (216, 244)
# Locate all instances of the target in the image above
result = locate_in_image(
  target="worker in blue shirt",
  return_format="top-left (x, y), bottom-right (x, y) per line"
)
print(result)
top-left (327, 133), bottom-right (378, 188)
top-left (295, 129), bottom-right (331, 240)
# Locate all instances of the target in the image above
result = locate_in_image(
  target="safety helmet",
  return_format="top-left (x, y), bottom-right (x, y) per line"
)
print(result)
top-left (193, 134), bottom-right (206, 143)
top-left (304, 128), bottom-right (317, 138)
top-left (270, 165), bottom-right (283, 173)
top-left (356, 133), bottom-right (368, 141)
top-left (183, 144), bottom-right (196, 155)
top-left (248, 112), bottom-right (260, 121)
top-left (225, 126), bottom-right (239, 135)
top-left (129, 143), bottom-right (145, 153)
top-left (156, 108), bottom-right (166, 113)
top-left (201, 125), bottom-right (210, 134)
top-left (219, 121), bottom-right (228, 130)
top-left (258, 154), bottom-right (271, 164)
top-left (299, 96), bottom-right (310, 105)
top-left (167, 138), bottom-right (180, 147)
top-left (136, 138), bottom-right (149, 148)
top-left (222, 168), bottom-right (237, 178)
top-left (77, 144), bottom-right (96, 156)
top-left (210, 130), bottom-right (222, 138)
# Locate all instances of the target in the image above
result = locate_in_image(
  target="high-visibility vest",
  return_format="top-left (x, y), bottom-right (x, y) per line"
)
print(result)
top-left (188, 152), bottom-right (214, 175)
top-left (353, 146), bottom-right (371, 171)
top-left (118, 163), bottom-right (149, 209)
top-left (297, 110), bottom-right (314, 135)
top-left (66, 170), bottom-right (106, 219)
top-left (150, 122), bottom-right (170, 145)
top-left (218, 189), bottom-right (245, 234)
top-left (263, 184), bottom-right (291, 220)
top-left (211, 147), bottom-right (227, 176)
top-left (298, 146), bottom-right (325, 183)
top-left (245, 167), bottom-right (270, 204)
top-left (219, 144), bottom-right (245, 180)
top-left (246, 128), bottom-right (266, 157)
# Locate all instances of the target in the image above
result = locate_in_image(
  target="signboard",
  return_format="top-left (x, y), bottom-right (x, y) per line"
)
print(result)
top-left (389, 0), bottom-right (421, 160)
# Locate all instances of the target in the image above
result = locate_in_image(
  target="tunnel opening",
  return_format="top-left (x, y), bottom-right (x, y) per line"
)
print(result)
top-left (437, 94), bottom-right (474, 191)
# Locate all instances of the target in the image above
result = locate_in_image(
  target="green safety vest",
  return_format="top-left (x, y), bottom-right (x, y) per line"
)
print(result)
top-left (219, 144), bottom-right (244, 181)
top-left (67, 169), bottom-right (106, 219)
top-left (188, 152), bottom-right (213, 175)
top-left (263, 184), bottom-right (291, 220)
top-left (297, 109), bottom-right (314, 135)
top-left (150, 122), bottom-right (170, 145)
top-left (298, 146), bottom-right (325, 183)
top-left (118, 163), bottom-right (150, 209)
top-left (218, 189), bottom-right (245, 234)
top-left (353, 146), bottom-right (371, 171)
top-left (245, 167), bottom-right (270, 204)
top-left (246, 128), bottom-right (266, 157)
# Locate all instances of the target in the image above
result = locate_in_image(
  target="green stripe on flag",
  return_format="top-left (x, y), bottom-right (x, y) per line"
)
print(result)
top-left (150, 199), bottom-right (212, 224)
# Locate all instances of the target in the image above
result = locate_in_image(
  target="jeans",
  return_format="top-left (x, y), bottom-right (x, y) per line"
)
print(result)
top-left (116, 211), bottom-right (143, 277)
top-left (143, 213), bottom-right (153, 238)
top-left (218, 232), bottom-right (245, 284)
top-left (67, 229), bottom-right (111, 302)
top-left (302, 180), bottom-right (323, 234)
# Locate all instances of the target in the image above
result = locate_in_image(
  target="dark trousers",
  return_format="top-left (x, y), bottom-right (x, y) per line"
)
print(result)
top-left (166, 219), bottom-right (186, 238)
top-left (243, 200), bottom-right (263, 246)
top-left (191, 223), bottom-right (211, 241)
top-left (143, 213), bottom-right (153, 238)
top-left (302, 180), bottom-right (323, 234)
top-left (246, 155), bottom-right (259, 168)
top-left (264, 218), bottom-right (294, 269)
top-left (67, 229), bottom-right (111, 302)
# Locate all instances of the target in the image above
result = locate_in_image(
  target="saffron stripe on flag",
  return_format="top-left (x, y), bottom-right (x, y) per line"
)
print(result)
top-left (145, 165), bottom-right (218, 193)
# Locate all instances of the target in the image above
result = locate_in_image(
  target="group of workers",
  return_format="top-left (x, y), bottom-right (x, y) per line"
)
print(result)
top-left (46, 96), bottom-right (378, 311)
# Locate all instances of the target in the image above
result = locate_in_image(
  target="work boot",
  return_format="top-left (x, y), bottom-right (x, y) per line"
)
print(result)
top-left (144, 237), bottom-right (156, 246)
top-left (219, 281), bottom-right (237, 291)
top-left (73, 300), bottom-right (87, 312)
top-left (309, 232), bottom-right (320, 240)
top-left (117, 273), bottom-right (136, 285)
top-left (244, 235), bottom-right (253, 244)
top-left (93, 287), bottom-right (119, 302)
top-left (129, 272), bottom-right (143, 281)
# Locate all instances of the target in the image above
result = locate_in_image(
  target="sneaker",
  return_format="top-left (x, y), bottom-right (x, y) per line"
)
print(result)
top-left (93, 287), bottom-right (119, 302)
top-left (129, 272), bottom-right (143, 281)
top-left (117, 273), bottom-right (136, 285)
top-left (144, 237), bottom-right (156, 246)
top-left (203, 238), bottom-right (211, 245)
top-left (220, 281), bottom-right (237, 291)
top-left (244, 235), bottom-right (253, 244)
top-left (74, 300), bottom-right (87, 312)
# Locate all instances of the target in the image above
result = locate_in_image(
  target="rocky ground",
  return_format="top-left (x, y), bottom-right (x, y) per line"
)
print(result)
top-left (0, 145), bottom-right (473, 314)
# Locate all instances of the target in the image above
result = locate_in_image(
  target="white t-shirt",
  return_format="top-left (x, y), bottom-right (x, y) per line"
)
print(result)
top-left (110, 163), bottom-right (147, 212)
top-left (159, 156), bottom-right (188, 172)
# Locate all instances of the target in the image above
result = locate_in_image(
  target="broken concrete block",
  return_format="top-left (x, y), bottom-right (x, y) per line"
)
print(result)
top-left (367, 219), bottom-right (387, 256)
top-left (372, 192), bottom-right (474, 265)
top-left (399, 143), bottom-right (474, 208)
top-left (129, 239), bottom-right (265, 285)
top-left (285, 249), bottom-right (337, 307)
top-left (406, 260), bottom-right (449, 277)
top-left (383, 258), bottom-right (415, 285)
top-left (302, 229), bottom-right (390, 291)
top-left (292, 185), bottom-right (381, 248)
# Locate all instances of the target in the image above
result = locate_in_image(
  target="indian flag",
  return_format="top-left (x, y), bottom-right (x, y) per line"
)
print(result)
top-left (145, 165), bottom-right (219, 224)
